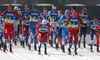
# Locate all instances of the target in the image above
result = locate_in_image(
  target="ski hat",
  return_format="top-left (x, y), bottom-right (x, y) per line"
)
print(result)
top-left (52, 5), bottom-right (57, 9)
top-left (72, 10), bottom-right (77, 13)
top-left (43, 6), bottom-right (47, 12)
top-left (65, 9), bottom-right (70, 14)
top-left (8, 4), bottom-right (12, 8)
top-left (14, 6), bottom-right (18, 10)
top-left (60, 9), bottom-right (64, 13)
top-left (33, 5), bottom-right (37, 9)
top-left (25, 5), bottom-right (29, 8)
top-left (42, 20), bottom-right (47, 24)
top-left (83, 8), bottom-right (87, 10)
top-left (94, 18), bottom-right (98, 21)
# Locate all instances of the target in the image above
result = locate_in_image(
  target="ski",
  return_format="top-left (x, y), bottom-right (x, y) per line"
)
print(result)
top-left (72, 52), bottom-right (82, 56)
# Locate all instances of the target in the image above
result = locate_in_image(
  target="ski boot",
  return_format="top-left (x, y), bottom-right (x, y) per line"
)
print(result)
top-left (68, 48), bottom-right (71, 55)
top-left (44, 48), bottom-right (47, 55)
top-left (49, 39), bottom-right (53, 47)
top-left (10, 44), bottom-right (12, 52)
top-left (34, 45), bottom-right (37, 51)
top-left (0, 41), bottom-right (2, 50)
top-left (28, 44), bottom-right (31, 50)
top-left (51, 40), bottom-right (53, 47)
top-left (78, 41), bottom-right (80, 48)
top-left (31, 39), bottom-right (33, 44)
top-left (65, 39), bottom-right (68, 45)
top-left (14, 39), bottom-right (17, 46)
top-left (20, 41), bottom-right (22, 46)
top-left (26, 41), bottom-right (28, 46)
top-left (22, 41), bottom-right (25, 48)
top-left (74, 48), bottom-right (78, 55)
top-left (90, 45), bottom-right (93, 52)
top-left (55, 43), bottom-right (59, 50)
top-left (62, 45), bottom-right (65, 53)
top-left (97, 46), bottom-right (100, 52)
top-left (3, 43), bottom-right (6, 52)
top-left (38, 47), bottom-right (41, 55)
top-left (83, 41), bottom-right (86, 48)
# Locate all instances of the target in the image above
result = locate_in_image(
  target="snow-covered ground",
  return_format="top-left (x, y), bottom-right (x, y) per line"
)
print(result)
top-left (0, 35), bottom-right (100, 60)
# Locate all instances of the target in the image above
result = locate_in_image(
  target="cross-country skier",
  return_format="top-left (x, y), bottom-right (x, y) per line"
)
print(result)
top-left (21, 5), bottom-right (30, 48)
top-left (78, 6), bottom-right (91, 48)
top-left (55, 9), bottom-right (65, 50)
top-left (87, 16), bottom-right (100, 52)
top-left (14, 6), bottom-right (19, 46)
top-left (1, 4), bottom-right (20, 52)
top-left (40, 6), bottom-right (49, 21)
top-left (48, 5), bottom-right (60, 47)
top-left (58, 9), bottom-right (70, 52)
top-left (0, 10), bottom-right (4, 49)
top-left (36, 20), bottom-right (51, 55)
top-left (65, 10), bottom-right (83, 55)
top-left (20, 5), bottom-right (40, 51)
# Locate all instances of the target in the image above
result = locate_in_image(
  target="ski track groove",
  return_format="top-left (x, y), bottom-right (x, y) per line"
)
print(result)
top-left (1, 42), bottom-right (100, 60)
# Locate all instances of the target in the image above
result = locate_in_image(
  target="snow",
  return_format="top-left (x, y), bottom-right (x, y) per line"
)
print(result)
top-left (0, 35), bottom-right (100, 60)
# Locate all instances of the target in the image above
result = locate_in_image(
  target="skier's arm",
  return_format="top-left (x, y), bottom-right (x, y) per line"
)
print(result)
top-left (1, 10), bottom-right (6, 16)
top-left (20, 11), bottom-right (31, 21)
top-left (36, 24), bottom-right (40, 28)
top-left (65, 16), bottom-right (70, 23)
top-left (58, 16), bottom-right (64, 28)
top-left (78, 16), bottom-right (83, 23)
top-left (48, 23), bottom-right (51, 28)
top-left (14, 10), bottom-right (20, 17)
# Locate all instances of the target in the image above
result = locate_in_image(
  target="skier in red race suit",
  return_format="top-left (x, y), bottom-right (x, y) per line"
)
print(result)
top-left (1, 4), bottom-right (20, 52)
top-left (65, 10), bottom-right (83, 55)
top-left (36, 20), bottom-right (51, 55)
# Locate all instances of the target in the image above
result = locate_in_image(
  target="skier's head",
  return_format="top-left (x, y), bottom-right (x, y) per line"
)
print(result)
top-left (8, 4), bottom-right (13, 12)
top-left (18, 8), bottom-right (21, 15)
top-left (14, 6), bottom-right (19, 11)
top-left (33, 5), bottom-right (37, 12)
top-left (72, 10), bottom-right (77, 16)
top-left (52, 5), bottom-right (56, 12)
top-left (93, 16), bottom-right (98, 24)
top-left (82, 6), bottom-right (87, 14)
top-left (60, 9), bottom-right (64, 15)
top-left (42, 20), bottom-right (47, 27)
top-left (25, 5), bottom-right (29, 12)
top-left (71, 6), bottom-right (76, 11)
top-left (65, 9), bottom-right (70, 16)
top-left (43, 6), bottom-right (47, 14)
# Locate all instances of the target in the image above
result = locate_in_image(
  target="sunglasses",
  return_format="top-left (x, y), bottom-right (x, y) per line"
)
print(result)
top-left (8, 8), bottom-right (12, 10)
top-left (25, 8), bottom-right (29, 10)
top-left (42, 24), bottom-right (47, 25)
top-left (33, 9), bottom-right (37, 10)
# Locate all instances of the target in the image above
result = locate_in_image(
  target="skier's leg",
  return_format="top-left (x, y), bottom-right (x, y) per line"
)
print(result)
top-left (83, 27), bottom-right (87, 48)
top-left (96, 34), bottom-right (99, 52)
top-left (44, 41), bottom-right (47, 55)
top-left (4, 26), bottom-right (8, 52)
top-left (56, 27), bottom-right (59, 49)
top-left (26, 25), bottom-right (29, 46)
top-left (0, 33), bottom-right (3, 49)
top-left (74, 31), bottom-right (78, 55)
top-left (38, 42), bottom-right (42, 54)
top-left (34, 29), bottom-right (37, 51)
top-left (90, 30), bottom-right (94, 52)
top-left (28, 28), bottom-right (33, 50)
top-left (62, 32), bottom-right (66, 52)
top-left (78, 27), bottom-right (83, 48)
top-left (9, 26), bottom-right (15, 52)
top-left (68, 30), bottom-right (73, 54)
